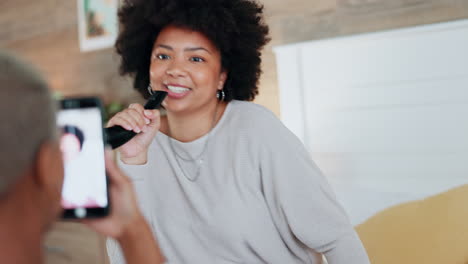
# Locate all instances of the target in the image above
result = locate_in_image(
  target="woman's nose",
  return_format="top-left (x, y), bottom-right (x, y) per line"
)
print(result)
top-left (165, 60), bottom-right (187, 77)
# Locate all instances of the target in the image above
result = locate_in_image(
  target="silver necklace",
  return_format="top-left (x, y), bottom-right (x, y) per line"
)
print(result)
top-left (167, 103), bottom-right (219, 181)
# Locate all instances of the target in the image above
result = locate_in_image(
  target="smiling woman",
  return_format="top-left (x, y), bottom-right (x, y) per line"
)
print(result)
top-left (149, 25), bottom-right (227, 117)
top-left (106, 0), bottom-right (370, 263)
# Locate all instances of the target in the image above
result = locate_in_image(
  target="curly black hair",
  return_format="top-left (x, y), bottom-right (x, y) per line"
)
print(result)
top-left (62, 125), bottom-right (85, 150)
top-left (115, 0), bottom-right (270, 101)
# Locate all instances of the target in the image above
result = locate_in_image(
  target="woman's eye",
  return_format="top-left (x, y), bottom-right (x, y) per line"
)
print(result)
top-left (156, 54), bottom-right (170, 60)
top-left (190, 57), bottom-right (205, 62)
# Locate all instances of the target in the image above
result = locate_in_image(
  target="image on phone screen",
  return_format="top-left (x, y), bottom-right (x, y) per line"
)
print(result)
top-left (57, 107), bottom-right (108, 212)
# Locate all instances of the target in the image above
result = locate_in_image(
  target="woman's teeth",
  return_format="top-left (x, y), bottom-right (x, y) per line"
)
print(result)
top-left (167, 85), bottom-right (190, 94)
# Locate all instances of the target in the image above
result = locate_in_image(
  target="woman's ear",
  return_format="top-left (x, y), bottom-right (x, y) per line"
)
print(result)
top-left (218, 70), bottom-right (228, 90)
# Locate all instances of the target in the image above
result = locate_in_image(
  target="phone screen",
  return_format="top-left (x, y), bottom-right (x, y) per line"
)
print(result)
top-left (57, 106), bottom-right (108, 211)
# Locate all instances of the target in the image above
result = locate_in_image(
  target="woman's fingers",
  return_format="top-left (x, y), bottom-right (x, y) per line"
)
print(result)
top-left (106, 103), bottom-right (161, 135)
top-left (115, 112), bottom-right (140, 132)
top-left (125, 108), bottom-right (147, 132)
top-left (128, 104), bottom-right (151, 125)
top-left (107, 112), bottom-right (134, 129)
top-left (107, 103), bottom-right (149, 133)
top-left (143, 109), bottom-right (161, 131)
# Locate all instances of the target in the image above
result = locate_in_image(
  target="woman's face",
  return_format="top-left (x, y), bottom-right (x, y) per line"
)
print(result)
top-left (60, 133), bottom-right (82, 161)
top-left (149, 25), bottom-right (227, 114)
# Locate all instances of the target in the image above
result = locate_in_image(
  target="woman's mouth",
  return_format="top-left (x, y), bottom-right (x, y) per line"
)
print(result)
top-left (167, 85), bottom-right (190, 93)
top-left (165, 84), bottom-right (191, 99)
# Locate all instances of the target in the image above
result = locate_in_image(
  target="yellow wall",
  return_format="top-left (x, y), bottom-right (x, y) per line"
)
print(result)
top-left (356, 184), bottom-right (468, 264)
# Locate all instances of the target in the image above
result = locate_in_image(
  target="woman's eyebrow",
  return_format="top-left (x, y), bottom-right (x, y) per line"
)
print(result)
top-left (184, 47), bottom-right (211, 54)
top-left (155, 44), bottom-right (211, 54)
top-left (155, 44), bottom-right (173, 50)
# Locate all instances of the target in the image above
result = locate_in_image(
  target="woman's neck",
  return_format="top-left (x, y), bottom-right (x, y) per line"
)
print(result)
top-left (162, 101), bottom-right (227, 142)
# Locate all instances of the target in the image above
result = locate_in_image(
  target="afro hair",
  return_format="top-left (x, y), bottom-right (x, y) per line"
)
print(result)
top-left (115, 0), bottom-right (270, 101)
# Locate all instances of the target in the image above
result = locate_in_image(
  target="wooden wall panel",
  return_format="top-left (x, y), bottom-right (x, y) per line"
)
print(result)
top-left (2, 0), bottom-right (468, 113)
top-left (0, 0), bottom-right (143, 106)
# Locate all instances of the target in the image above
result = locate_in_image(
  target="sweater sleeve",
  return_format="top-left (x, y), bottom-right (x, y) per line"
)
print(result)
top-left (107, 238), bottom-right (126, 264)
top-left (257, 115), bottom-right (370, 264)
top-left (106, 154), bottom-right (157, 264)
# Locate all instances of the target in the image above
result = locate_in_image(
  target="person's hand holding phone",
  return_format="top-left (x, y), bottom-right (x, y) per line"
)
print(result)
top-left (82, 150), bottom-right (145, 238)
top-left (83, 149), bottom-right (165, 263)
top-left (106, 104), bottom-right (161, 164)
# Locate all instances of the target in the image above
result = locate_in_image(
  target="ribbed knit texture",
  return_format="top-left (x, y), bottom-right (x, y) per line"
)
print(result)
top-left (108, 100), bottom-right (370, 264)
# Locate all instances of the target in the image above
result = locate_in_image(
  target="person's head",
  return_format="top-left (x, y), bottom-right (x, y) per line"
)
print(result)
top-left (60, 125), bottom-right (85, 161)
top-left (115, 0), bottom-right (270, 113)
top-left (0, 51), bottom-right (63, 227)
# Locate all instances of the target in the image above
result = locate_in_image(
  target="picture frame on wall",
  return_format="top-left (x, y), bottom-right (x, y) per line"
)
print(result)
top-left (77, 0), bottom-right (119, 52)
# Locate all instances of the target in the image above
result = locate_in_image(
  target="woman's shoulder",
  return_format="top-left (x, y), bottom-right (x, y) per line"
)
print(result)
top-left (226, 100), bottom-right (300, 145)
top-left (228, 100), bottom-right (280, 126)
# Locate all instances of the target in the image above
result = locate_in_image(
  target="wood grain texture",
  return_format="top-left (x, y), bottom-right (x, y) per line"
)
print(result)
top-left (2, 0), bottom-right (468, 114)
top-left (0, 0), bottom-right (142, 106)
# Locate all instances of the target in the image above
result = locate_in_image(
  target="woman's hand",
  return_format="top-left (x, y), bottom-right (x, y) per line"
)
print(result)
top-left (106, 103), bottom-right (160, 164)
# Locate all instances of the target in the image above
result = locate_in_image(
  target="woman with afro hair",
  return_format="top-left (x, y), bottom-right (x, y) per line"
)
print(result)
top-left (107, 0), bottom-right (370, 263)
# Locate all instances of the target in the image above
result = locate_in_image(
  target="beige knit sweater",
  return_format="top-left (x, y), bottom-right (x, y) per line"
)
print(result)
top-left (108, 100), bottom-right (370, 264)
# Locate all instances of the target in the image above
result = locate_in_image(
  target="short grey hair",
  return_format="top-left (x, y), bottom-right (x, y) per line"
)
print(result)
top-left (0, 51), bottom-right (57, 196)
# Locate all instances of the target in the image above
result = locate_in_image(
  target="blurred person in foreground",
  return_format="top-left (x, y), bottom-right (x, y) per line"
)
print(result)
top-left (0, 51), bottom-right (165, 264)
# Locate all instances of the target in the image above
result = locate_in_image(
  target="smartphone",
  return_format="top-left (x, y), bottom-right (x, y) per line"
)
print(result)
top-left (57, 97), bottom-right (110, 219)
